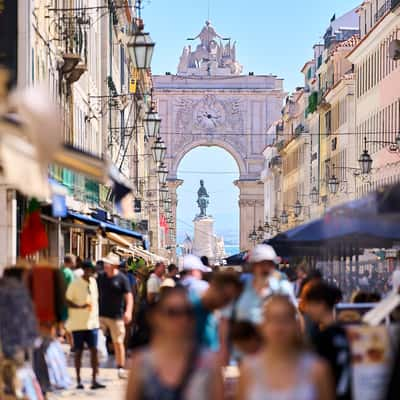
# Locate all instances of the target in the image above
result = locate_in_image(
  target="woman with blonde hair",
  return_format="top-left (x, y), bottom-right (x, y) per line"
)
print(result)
top-left (236, 295), bottom-right (335, 400)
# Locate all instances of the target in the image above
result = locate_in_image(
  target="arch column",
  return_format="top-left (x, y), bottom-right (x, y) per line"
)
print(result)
top-left (235, 179), bottom-right (264, 251)
top-left (167, 178), bottom-right (183, 261)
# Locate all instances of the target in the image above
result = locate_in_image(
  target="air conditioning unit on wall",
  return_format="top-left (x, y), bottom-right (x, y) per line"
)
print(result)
top-left (389, 39), bottom-right (400, 61)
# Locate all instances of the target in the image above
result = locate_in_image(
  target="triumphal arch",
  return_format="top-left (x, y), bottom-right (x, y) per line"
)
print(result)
top-left (153, 21), bottom-right (286, 250)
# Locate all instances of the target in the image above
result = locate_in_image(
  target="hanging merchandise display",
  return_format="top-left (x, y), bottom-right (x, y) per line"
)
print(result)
top-left (31, 265), bottom-right (67, 325)
top-left (0, 277), bottom-right (38, 358)
top-left (1, 266), bottom-right (70, 399)
top-left (20, 199), bottom-right (49, 257)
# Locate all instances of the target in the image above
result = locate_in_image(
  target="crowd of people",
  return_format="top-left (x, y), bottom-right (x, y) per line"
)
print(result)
top-left (52, 243), bottom-right (400, 400)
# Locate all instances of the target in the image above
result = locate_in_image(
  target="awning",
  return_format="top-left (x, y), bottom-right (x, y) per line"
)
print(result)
top-left (105, 232), bottom-right (133, 248)
top-left (67, 211), bottom-right (143, 240)
top-left (133, 247), bottom-right (169, 264)
top-left (53, 144), bottom-right (107, 182)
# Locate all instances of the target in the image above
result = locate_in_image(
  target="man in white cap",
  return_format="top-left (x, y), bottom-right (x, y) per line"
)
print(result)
top-left (222, 243), bottom-right (295, 326)
top-left (180, 254), bottom-right (212, 296)
top-left (97, 252), bottom-right (133, 379)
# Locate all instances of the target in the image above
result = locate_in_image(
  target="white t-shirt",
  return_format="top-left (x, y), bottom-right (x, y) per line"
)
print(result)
top-left (147, 273), bottom-right (162, 294)
top-left (66, 276), bottom-right (99, 332)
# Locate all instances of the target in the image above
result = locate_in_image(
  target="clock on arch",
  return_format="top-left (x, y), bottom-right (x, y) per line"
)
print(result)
top-left (194, 95), bottom-right (225, 130)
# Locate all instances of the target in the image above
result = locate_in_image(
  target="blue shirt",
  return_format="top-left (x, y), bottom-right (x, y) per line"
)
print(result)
top-left (189, 291), bottom-right (219, 352)
top-left (223, 273), bottom-right (296, 324)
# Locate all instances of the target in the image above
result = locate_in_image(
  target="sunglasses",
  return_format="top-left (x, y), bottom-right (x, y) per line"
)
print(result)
top-left (159, 306), bottom-right (194, 318)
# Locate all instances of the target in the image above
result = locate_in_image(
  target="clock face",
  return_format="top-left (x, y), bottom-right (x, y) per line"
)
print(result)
top-left (195, 101), bottom-right (225, 130)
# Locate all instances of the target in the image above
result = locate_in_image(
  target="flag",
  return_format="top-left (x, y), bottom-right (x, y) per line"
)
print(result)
top-left (20, 198), bottom-right (48, 257)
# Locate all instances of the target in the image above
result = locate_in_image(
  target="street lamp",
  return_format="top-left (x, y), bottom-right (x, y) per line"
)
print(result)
top-left (272, 215), bottom-right (280, 227)
top-left (358, 148), bottom-right (373, 175)
top-left (248, 228), bottom-right (258, 244)
top-left (264, 220), bottom-right (270, 233)
top-left (157, 162), bottom-right (168, 185)
top-left (159, 183), bottom-right (168, 202)
top-left (257, 224), bottom-right (265, 240)
top-left (294, 199), bottom-right (302, 217)
top-left (328, 174), bottom-right (339, 195)
top-left (310, 186), bottom-right (319, 204)
top-left (164, 197), bottom-right (172, 210)
top-left (144, 106), bottom-right (161, 138)
top-left (280, 210), bottom-right (288, 225)
top-left (152, 136), bottom-right (166, 164)
top-left (127, 26), bottom-right (155, 70)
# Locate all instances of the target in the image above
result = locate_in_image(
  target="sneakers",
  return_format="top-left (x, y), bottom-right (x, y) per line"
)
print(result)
top-left (118, 368), bottom-right (128, 379)
top-left (91, 381), bottom-right (106, 390)
top-left (76, 383), bottom-right (84, 390)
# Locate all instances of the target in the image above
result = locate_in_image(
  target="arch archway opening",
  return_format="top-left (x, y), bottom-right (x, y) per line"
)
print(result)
top-left (176, 146), bottom-right (240, 260)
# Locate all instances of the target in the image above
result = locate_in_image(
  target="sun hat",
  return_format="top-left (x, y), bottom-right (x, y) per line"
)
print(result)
top-left (247, 244), bottom-right (280, 264)
top-left (182, 254), bottom-right (212, 273)
top-left (102, 252), bottom-right (121, 266)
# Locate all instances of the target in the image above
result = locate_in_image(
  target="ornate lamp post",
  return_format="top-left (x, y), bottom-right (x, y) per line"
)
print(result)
top-left (280, 210), bottom-right (289, 225)
top-left (294, 199), bottom-right (302, 217)
top-left (159, 183), bottom-right (168, 202)
top-left (157, 162), bottom-right (168, 185)
top-left (144, 106), bottom-right (161, 138)
top-left (328, 173), bottom-right (339, 195)
top-left (127, 22), bottom-right (155, 70)
top-left (310, 186), bottom-right (319, 204)
top-left (152, 136), bottom-right (166, 164)
top-left (248, 228), bottom-right (258, 246)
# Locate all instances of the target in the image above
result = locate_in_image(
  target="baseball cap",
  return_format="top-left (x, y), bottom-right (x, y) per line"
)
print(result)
top-left (248, 244), bottom-right (280, 264)
top-left (82, 260), bottom-right (96, 270)
top-left (182, 255), bottom-right (212, 273)
top-left (102, 252), bottom-right (121, 266)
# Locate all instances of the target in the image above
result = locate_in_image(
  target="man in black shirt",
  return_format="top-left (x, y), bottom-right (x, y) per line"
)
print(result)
top-left (97, 253), bottom-right (133, 379)
top-left (305, 282), bottom-right (352, 400)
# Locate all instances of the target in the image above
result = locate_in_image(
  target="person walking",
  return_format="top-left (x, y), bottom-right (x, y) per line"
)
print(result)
top-left (146, 262), bottom-right (166, 304)
top-left (97, 253), bottom-right (133, 379)
top-left (304, 282), bottom-right (352, 400)
top-left (236, 295), bottom-right (334, 400)
top-left (65, 260), bottom-right (105, 390)
top-left (125, 287), bottom-right (224, 400)
top-left (60, 254), bottom-right (76, 344)
top-left (180, 255), bottom-right (212, 296)
top-left (224, 244), bottom-right (295, 325)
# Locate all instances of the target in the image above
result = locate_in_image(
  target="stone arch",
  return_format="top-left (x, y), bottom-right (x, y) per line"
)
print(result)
top-left (168, 138), bottom-right (247, 180)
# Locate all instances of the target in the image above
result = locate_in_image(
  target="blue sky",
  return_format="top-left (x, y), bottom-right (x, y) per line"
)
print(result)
top-left (144, 0), bottom-right (361, 245)
top-left (176, 147), bottom-right (239, 244)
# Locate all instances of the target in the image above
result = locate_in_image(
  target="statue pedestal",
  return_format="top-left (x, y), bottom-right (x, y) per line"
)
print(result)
top-left (193, 216), bottom-right (214, 260)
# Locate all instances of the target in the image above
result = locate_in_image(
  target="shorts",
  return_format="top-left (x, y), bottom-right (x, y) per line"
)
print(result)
top-left (100, 317), bottom-right (125, 344)
top-left (72, 329), bottom-right (98, 350)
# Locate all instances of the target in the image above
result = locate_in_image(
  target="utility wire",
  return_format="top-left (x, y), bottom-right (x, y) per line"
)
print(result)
top-left (178, 170), bottom-right (239, 175)
top-left (154, 131), bottom-right (400, 137)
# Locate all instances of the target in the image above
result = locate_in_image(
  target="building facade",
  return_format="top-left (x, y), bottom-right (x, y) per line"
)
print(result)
top-left (154, 22), bottom-right (286, 251)
top-left (0, 0), bottom-right (168, 266)
top-left (348, 0), bottom-right (400, 197)
top-left (262, 8), bottom-right (360, 234)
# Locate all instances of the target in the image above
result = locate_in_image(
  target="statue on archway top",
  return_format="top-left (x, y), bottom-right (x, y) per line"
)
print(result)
top-left (197, 179), bottom-right (210, 217)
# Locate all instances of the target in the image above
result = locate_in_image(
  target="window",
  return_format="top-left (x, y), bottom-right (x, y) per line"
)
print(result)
top-left (325, 111), bottom-right (332, 135)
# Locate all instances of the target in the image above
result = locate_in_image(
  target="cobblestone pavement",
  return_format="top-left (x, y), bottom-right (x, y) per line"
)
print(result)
top-left (48, 366), bottom-right (126, 400)
top-left (47, 347), bottom-right (126, 400)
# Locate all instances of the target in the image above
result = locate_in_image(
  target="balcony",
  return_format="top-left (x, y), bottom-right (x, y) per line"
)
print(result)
top-left (54, 12), bottom-right (89, 84)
